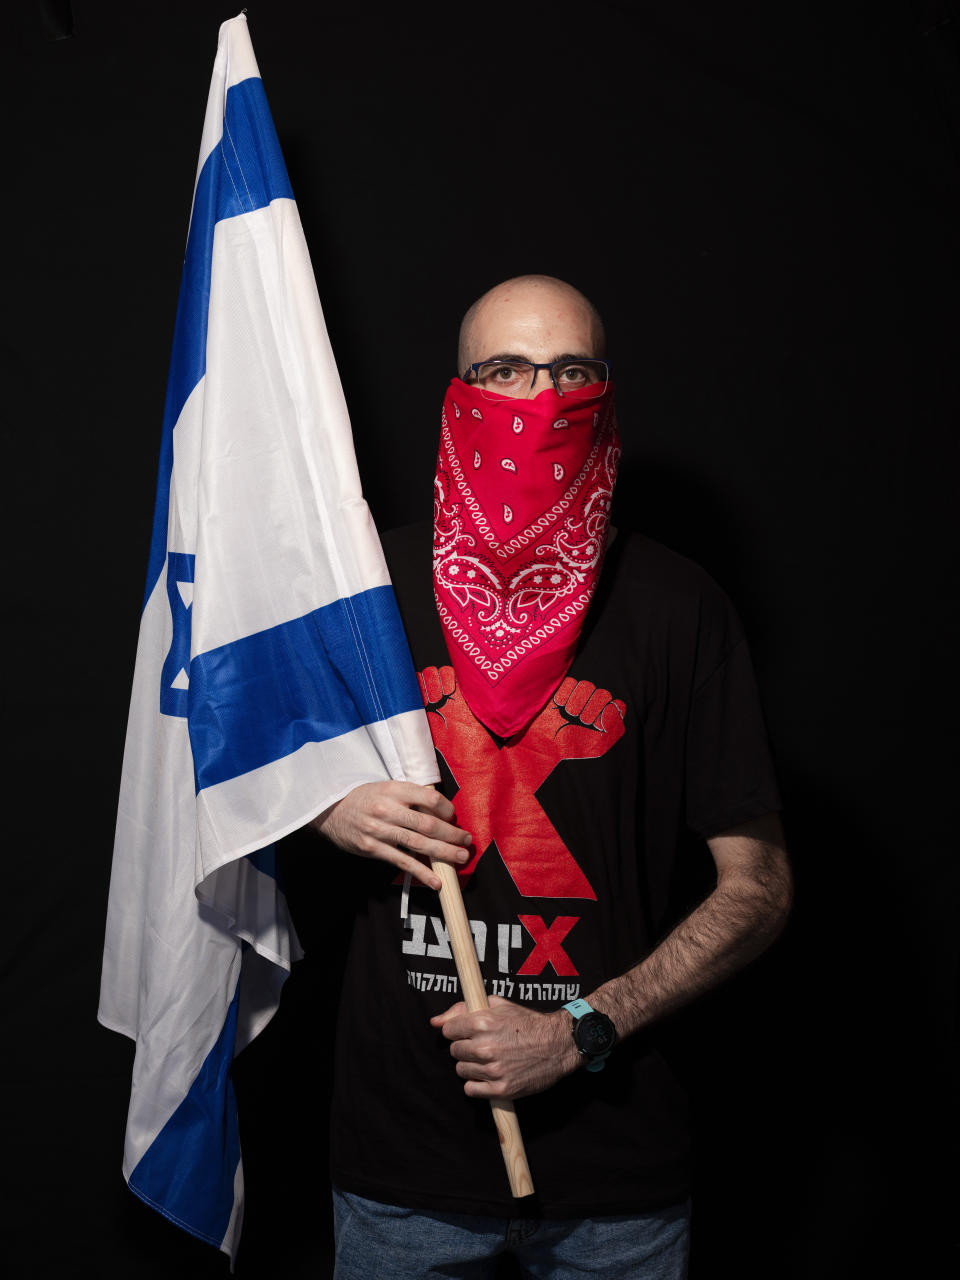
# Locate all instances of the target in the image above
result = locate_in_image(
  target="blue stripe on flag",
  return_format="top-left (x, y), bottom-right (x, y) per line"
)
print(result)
top-left (144, 76), bottom-right (295, 610)
top-left (128, 981), bottom-right (242, 1248)
top-left (189, 585), bottom-right (423, 792)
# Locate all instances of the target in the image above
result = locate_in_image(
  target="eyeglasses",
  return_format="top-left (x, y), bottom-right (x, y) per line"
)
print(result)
top-left (463, 357), bottom-right (611, 400)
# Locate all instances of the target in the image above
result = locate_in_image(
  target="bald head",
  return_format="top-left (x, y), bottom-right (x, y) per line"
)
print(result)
top-left (457, 275), bottom-right (606, 378)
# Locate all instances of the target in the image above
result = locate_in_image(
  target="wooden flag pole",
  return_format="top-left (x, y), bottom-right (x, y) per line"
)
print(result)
top-left (431, 857), bottom-right (535, 1198)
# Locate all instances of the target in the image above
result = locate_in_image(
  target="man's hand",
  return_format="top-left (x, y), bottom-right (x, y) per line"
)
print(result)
top-left (430, 996), bottom-right (580, 1100)
top-left (311, 781), bottom-right (472, 891)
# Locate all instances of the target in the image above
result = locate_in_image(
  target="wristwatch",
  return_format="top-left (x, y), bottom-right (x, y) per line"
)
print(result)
top-left (562, 998), bottom-right (617, 1072)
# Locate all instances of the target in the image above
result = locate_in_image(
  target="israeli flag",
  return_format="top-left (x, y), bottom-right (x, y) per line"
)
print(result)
top-left (98, 14), bottom-right (438, 1261)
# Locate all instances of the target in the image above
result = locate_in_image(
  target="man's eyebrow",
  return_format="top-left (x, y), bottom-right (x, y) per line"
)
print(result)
top-left (478, 351), bottom-right (597, 363)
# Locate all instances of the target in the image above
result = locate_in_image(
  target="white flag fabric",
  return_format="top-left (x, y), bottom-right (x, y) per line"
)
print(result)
top-left (98, 14), bottom-right (439, 1260)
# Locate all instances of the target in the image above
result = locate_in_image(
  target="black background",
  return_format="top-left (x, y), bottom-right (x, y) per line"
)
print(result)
top-left (5, 1), bottom-right (958, 1276)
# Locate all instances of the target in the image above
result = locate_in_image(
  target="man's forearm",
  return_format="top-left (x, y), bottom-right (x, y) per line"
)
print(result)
top-left (587, 839), bottom-right (793, 1040)
top-left (434, 819), bottom-right (792, 1098)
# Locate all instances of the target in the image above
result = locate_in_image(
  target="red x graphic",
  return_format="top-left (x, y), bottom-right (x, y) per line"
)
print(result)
top-left (516, 914), bottom-right (579, 976)
top-left (418, 665), bottom-right (626, 900)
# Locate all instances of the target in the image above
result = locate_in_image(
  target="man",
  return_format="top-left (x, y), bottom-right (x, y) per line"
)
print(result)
top-left (313, 275), bottom-right (792, 1278)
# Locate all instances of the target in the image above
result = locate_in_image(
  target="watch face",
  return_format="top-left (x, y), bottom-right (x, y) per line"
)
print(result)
top-left (575, 1012), bottom-right (617, 1056)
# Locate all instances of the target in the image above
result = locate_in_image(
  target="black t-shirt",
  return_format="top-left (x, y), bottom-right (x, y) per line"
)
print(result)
top-left (329, 522), bottom-right (781, 1218)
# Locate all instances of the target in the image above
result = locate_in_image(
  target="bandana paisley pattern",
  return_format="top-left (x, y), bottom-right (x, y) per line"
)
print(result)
top-left (433, 377), bottom-right (620, 737)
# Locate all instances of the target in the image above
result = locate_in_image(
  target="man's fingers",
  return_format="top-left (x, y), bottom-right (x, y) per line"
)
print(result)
top-left (437, 1000), bottom-right (511, 1042)
top-left (363, 787), bottom-right (470, 862)
top-left (455, 1058), bottom-right (498, 1080)
top-left (401, 826), bottom-right (471, 859)
top-left (449, 1038), bottom-right (495, 1064)
top-left (390, 781), bottom-right (458, 824)
top-left (437, 1010), bottom-right (493, 1041)
top-left (429, 1001), bottom-right (467, 1027)
top-left (383, 845), bottom-right (442, 890)
top-left (404, 802), bottom-right (471, 846)
top-left (393, 827), bottom-right (470, 867)
top-left (463, 1079), bottom-right (509, 1099)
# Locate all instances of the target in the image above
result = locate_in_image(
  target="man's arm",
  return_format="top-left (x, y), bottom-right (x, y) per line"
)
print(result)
top-left (433, 811), bottom-right (793, 1099)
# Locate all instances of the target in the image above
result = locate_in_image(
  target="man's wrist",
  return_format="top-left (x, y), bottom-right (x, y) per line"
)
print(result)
top-left (551, 1009), bottom-right (583, 1075)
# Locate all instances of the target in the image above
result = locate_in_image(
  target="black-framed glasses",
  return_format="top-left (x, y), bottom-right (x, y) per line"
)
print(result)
top-left (462, 357), bottom-right (611, 400)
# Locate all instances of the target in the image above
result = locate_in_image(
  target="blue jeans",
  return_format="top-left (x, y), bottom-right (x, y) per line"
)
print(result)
top-left (332, 1187), bottom-right (691, 1279)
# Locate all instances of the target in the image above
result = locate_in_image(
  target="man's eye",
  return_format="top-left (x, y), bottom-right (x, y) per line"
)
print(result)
top-left (479, 363), bottom-right (529, 389)
top-left (557, 361), bottom-right (606, 387)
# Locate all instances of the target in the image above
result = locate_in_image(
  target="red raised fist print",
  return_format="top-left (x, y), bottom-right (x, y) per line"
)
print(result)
top-left (520, 678), bottom-right (626, 764)
top-left (418, 667), bottom-right (626, 900)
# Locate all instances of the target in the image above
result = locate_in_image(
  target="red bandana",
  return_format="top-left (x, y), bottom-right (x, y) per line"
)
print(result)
top-left (433, 377), bottom-right (620, 737)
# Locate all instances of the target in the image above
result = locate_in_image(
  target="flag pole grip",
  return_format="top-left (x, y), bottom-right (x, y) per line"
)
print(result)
top-left (431, 857), bottom-right (535, 1198)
